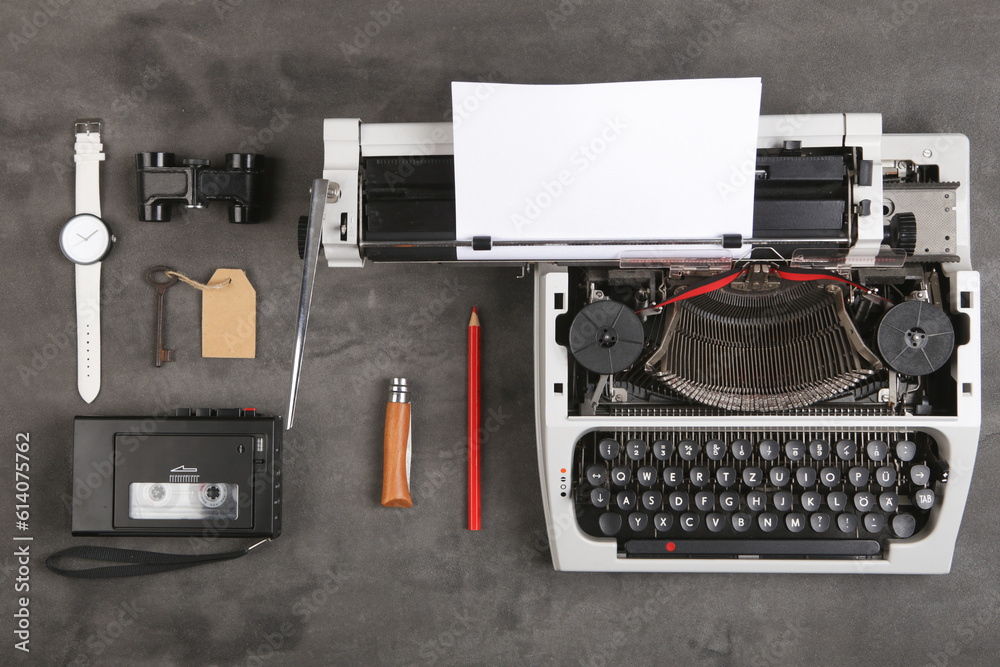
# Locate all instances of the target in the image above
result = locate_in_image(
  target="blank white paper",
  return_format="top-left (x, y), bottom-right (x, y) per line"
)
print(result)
top-left (451, 78), bottom-right (762, 260)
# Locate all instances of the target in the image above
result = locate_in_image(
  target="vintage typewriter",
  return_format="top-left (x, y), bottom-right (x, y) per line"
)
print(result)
top-left (295, 110), bottom-right (980, 573)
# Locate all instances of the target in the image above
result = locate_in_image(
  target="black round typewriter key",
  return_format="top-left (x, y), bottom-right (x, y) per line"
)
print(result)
top-left (706, 513), bottom-right (726, 532)
top-left (759, 512), bottom-right (779, 532)
top-left (679, 512), bottom-right (700, 532)
top-left (636, 466), bottom-right (658, 487)
top-left (910, 465), bottom-right (931, 486)
top-left (796, 467), bottom-right (817, 488)
top-left (773, 491), bottom-right (793, 513)
top-left (694, 491), bottom-right (715, 512)
top-left (585, 465), bottom-right (607, 486)
top-left (706, 439), bottom-right (727, 461)
top-left (801, 491), bottom-right (822, 512)
top-left (848, 467), bottom-right (870, 487)
top-left (616, 491), bottom-right (637, 511)
top-left (759, 439), bottom-right (779, 461)
top-left (626, 439), bottom-right (648, 461)
top-left (732, 512), bottom-right (752, 532)
top-left (663, 467), bottom-right (684, 487)
top-left (641, 490), bottom-right (662, 511)
top-left (598, 438), bottom-right (620, 460)
top-left (678, 440), bottom-right (700, 461)
top-left (610, 466), bottom-right (631, 487)
top-left (867, 440), bottom-right (888, 461)
top-left (785, 440), bottom-right (806, 461)
top-left (836, 440), bottom-right (858, 461)
top-left (914, 488), bottom-right (936, 510)
top-left (786, 513), bottom-right (807, 533)
top-left (819, 467), bottom-right (841, 488)
top-left (652, 440), bottom-right (674, 461)
top-left (811, 513), bottom-right (831, 533)
top-left (809, 439), bottom-right (830, 461)
top-left (742, 467), bottom-right (763, 487)
top-left (879, 492), bottom-right (899, 513)
top-left (668, 491), bottom-right (689, 511)
top-left (590, 488), bottom-right (610, 508)
top-left (720, 491), bottom-right (740, 512)
top-left (690, 466), bottom-right (710, 487)
top-left (599, 512), bottom-right (622, 536)
top-left (628, 512), bottom-right (649, 532)
top-left (875, 466), bottom-right (897, 488)
top-left (827, 491), bottom-right (848, 512)
top-left (654, 513), bottom-right (673, 532)
top-left (863, 513), bottom-right (885, 533)
top-left (732, 439), bottom-right (752, 460)
top-left (769, 466), bottom-right (791, 487)
top-left (892, 513), bottom-right (917, 538)
top-left (895, 440), bottom-right (917, 462)
top-left (837, 513), bottom-right (858, 533)
top-left (716, 466), bottom-right (737, 487)
top-left (854, 492), bottom-right (875, 512)
top-left (746, 490), bottom-right (766, 512)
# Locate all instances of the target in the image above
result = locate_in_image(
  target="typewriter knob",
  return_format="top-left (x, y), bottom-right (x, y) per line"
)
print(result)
top-left (297, 215), bottom-right (325, 259)
top-left (886, 212), bottom-right (918, 256)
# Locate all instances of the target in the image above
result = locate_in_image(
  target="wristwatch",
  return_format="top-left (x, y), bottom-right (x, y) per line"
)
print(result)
top-left (59, 120), bottom-right (113, 403)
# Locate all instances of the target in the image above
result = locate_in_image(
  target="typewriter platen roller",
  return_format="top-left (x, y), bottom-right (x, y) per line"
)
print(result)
top-left (301, 112), bottom-right (980, 574)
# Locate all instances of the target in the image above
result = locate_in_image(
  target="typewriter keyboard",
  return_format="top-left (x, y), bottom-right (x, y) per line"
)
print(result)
top-left (574, 429), bottom-right (946, 558)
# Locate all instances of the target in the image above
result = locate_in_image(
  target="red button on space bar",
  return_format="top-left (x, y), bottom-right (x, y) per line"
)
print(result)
top-left (625, 539), bottom-right (881, 558)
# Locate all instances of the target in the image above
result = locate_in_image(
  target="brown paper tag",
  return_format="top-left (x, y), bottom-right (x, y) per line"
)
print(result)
top-left (202, 269), bottom-right (256, 358)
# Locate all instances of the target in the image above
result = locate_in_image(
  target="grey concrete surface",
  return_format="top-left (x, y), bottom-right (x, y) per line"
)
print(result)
top-left (1, 1), bottom-right (998, 665)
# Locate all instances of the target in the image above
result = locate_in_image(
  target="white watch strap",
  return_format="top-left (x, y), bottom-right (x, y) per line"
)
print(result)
top-left (75, 262), bottom-right (102, 403)
top-left (74, 124), bottom-right (105, 217)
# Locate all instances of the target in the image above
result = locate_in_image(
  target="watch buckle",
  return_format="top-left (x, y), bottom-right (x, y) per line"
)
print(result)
top-left (74, 119), bottom-right (102, 135)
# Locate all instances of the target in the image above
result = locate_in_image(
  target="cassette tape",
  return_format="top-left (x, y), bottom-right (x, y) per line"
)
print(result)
top-left (129, 482), bottom-right (240, 520)
top-left (70, 409), bottom-right (281, 538)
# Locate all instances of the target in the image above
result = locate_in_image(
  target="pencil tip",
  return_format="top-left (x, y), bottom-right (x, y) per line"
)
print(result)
top-left (472, 306), bottom-right (477, 314)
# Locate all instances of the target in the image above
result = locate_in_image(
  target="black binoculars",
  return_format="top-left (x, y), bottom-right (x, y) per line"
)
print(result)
top-left (136, 152), bottom-right (266, 223)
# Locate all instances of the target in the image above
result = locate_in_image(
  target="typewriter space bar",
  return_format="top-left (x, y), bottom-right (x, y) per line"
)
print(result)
top-left (625, 540), bottom-right (881, 558)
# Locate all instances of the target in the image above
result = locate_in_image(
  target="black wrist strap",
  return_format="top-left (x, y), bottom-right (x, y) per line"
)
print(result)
top-left (45, 539), bottom-right (270, 579)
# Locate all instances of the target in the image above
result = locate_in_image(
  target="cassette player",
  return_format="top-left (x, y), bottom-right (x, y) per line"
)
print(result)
top-left (71, 409), bottom-right (281, 538)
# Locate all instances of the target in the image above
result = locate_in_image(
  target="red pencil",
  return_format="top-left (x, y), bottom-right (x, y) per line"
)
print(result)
top-left (468, 307), bottom-right (481, 531)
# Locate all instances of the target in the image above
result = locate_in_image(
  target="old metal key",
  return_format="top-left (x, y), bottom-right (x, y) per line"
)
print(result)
top-left (146, 266), bottom-right (178, 367)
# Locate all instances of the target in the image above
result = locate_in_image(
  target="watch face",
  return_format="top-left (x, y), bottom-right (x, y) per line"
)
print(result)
top-left (59, 214), bottom-right (112, 264)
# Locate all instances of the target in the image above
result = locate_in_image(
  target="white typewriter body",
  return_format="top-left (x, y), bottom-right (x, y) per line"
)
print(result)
top-left (315, 113), bottom-right (980, 574)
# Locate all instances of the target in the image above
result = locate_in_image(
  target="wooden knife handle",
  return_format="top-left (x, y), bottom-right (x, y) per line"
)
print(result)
top-left (382, 402), bottom-right (412, 508)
